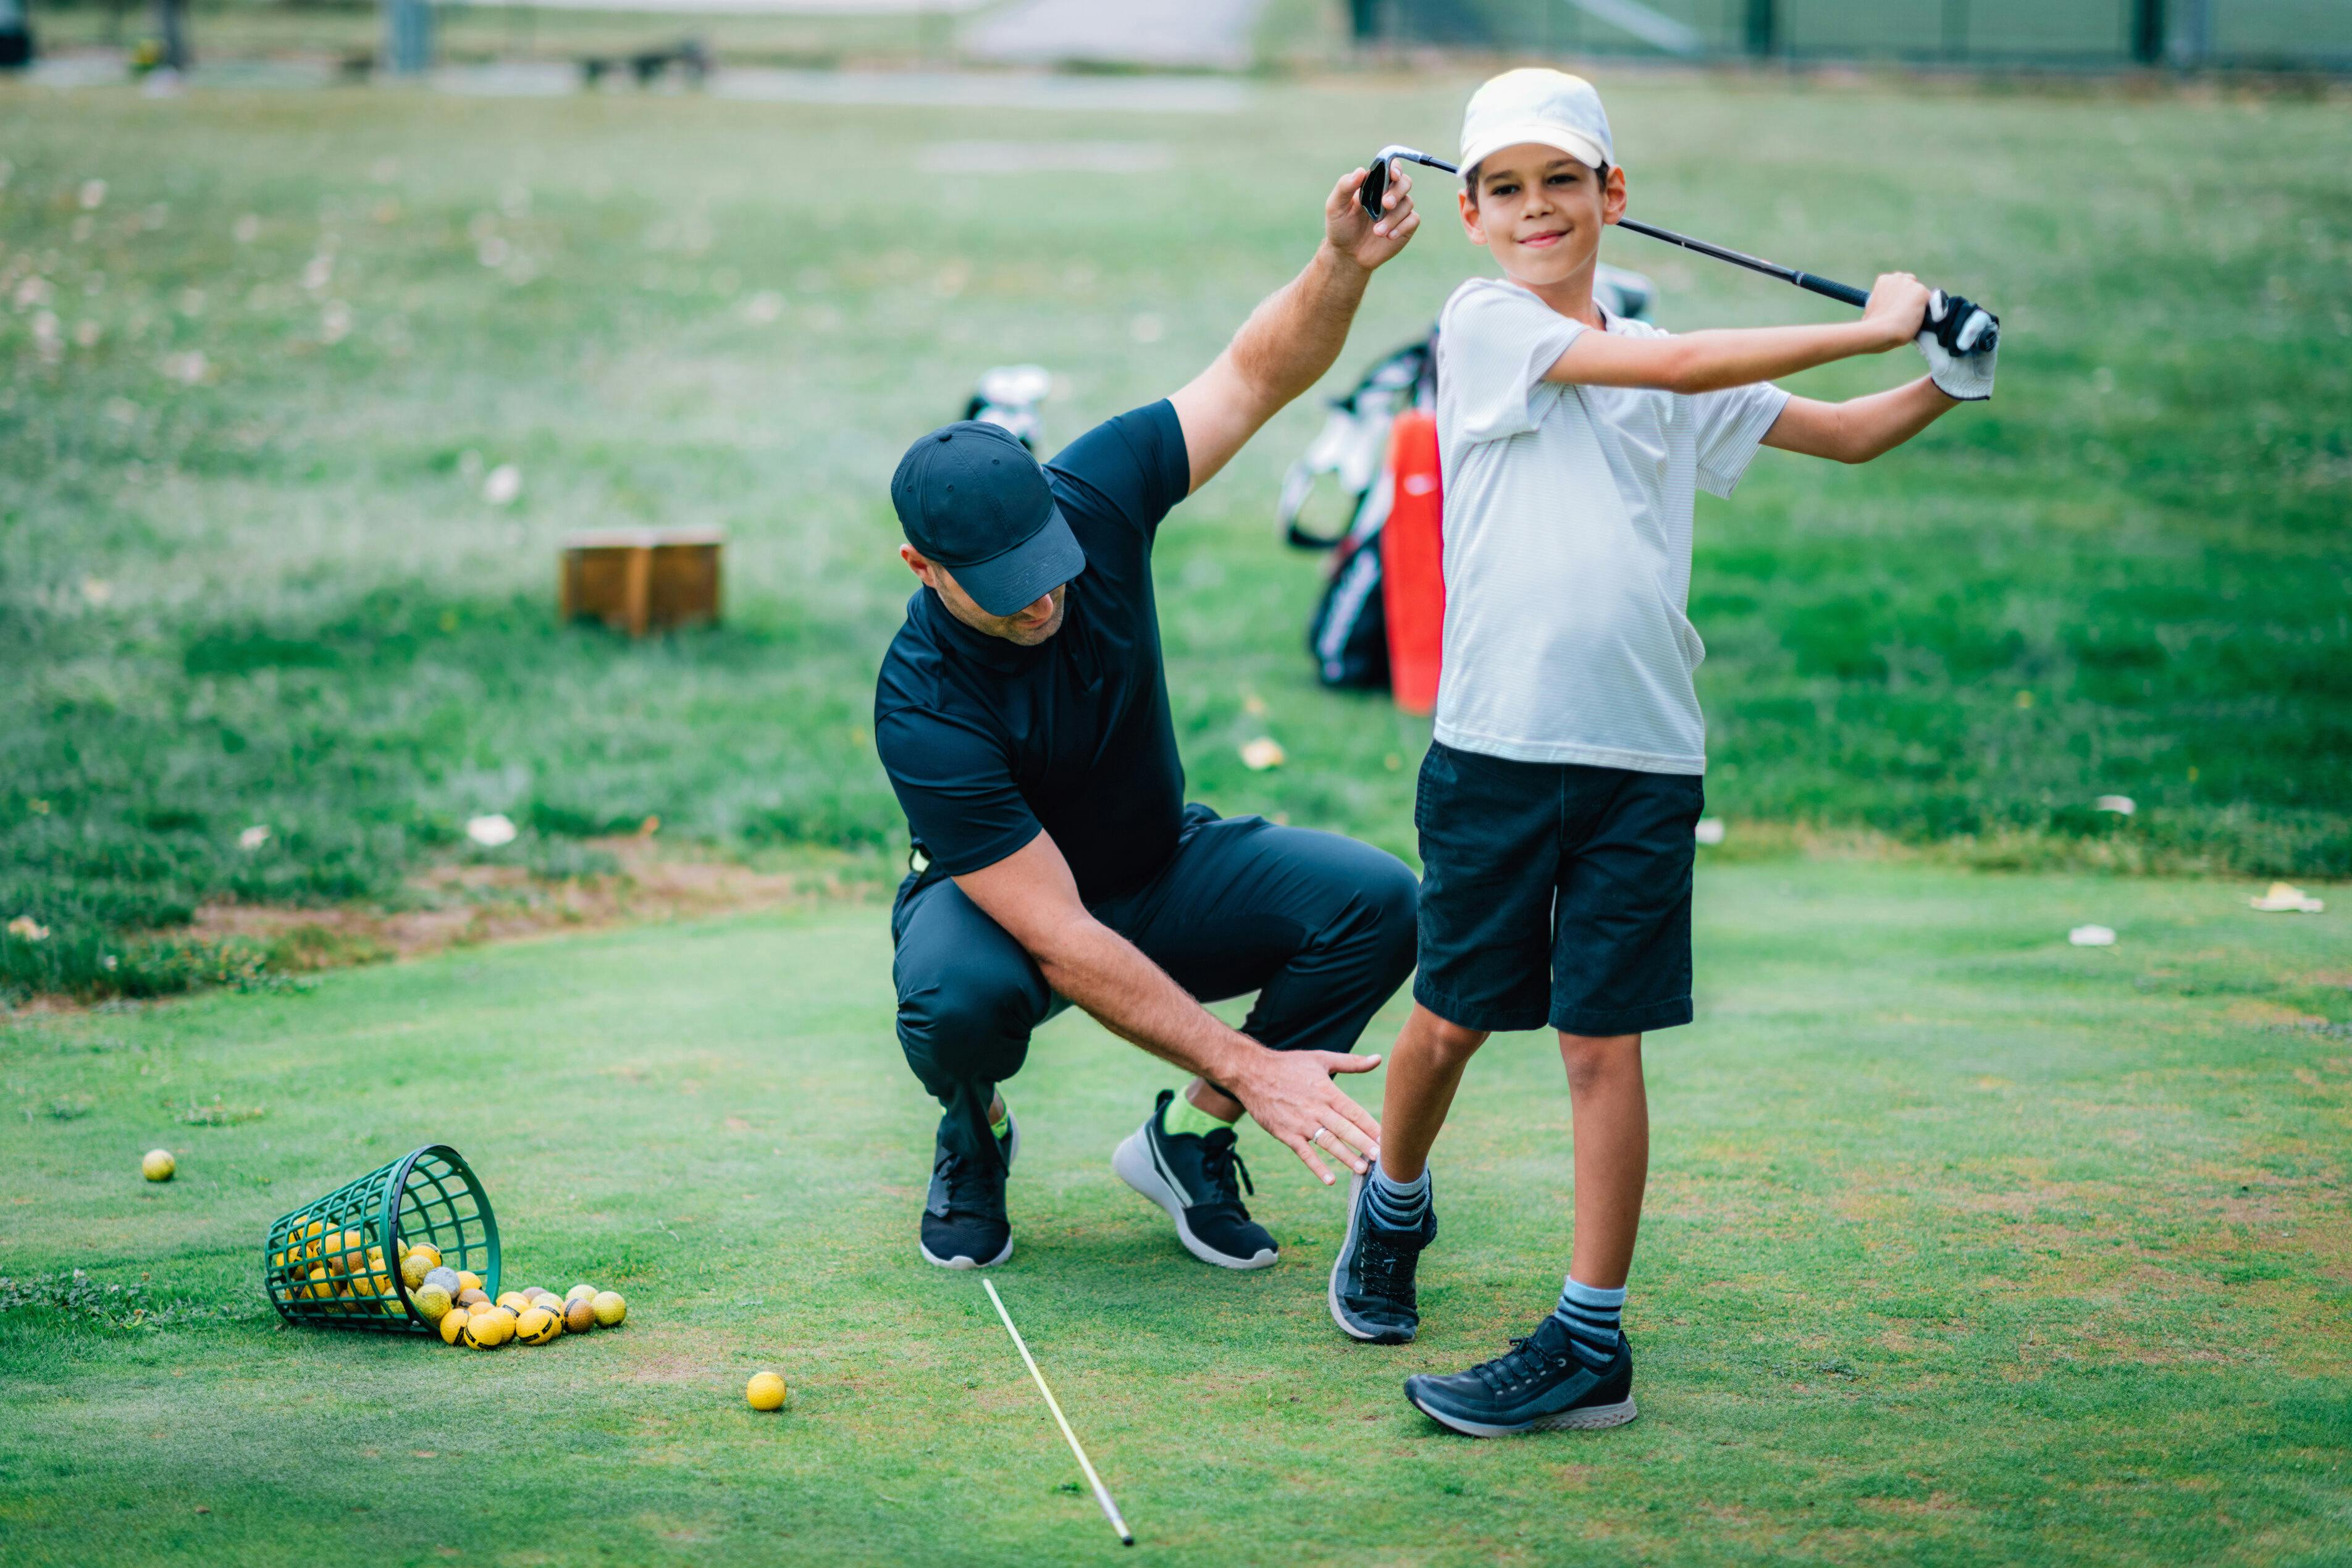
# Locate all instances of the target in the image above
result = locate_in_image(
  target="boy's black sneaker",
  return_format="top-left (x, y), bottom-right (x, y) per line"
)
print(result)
top-left (918, 1104), bottom-right (1018, 1270)
top-left (1112, 1089), bottom-right (1278, 1270)
top-left (1403, 1316), bottom-right (1637, 1437)
top-left (1329, 1170), bottom-right (1436, 1344)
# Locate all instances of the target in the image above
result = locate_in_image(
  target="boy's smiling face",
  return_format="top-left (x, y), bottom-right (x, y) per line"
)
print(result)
top-left (1458, 143), bottom-right (1629, 295)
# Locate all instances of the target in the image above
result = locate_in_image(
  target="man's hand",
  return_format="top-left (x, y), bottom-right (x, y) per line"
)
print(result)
top-left (1325, 162), bottom-right (1420, 273)
top-left (1227, 1047), bottom-right (1384, 1186)
top-left (1860, 271), bottom-right (1933, 352)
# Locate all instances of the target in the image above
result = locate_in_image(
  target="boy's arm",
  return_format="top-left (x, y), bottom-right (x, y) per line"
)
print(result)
top-left (1545, 272), bottom-right (1931, 394)
top-left (1760, 377), bottom-right (1958, 464)
top-left (1167, 165), bottom-right (1419, 497)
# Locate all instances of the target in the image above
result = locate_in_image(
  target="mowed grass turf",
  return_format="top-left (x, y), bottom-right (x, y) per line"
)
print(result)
top-left (5, 72), bottom-right (2351, 999)
top-left (2, 859), bottom-right (2347, 1566)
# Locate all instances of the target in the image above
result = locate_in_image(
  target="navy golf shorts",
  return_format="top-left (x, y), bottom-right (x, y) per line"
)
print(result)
top-left (1412, 740), bottom-right (1705, 1037)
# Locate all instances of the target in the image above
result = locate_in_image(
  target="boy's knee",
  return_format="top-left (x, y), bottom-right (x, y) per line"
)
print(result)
top-left (1558, 1031), bottom-right (1640, 1093)
top-left (1421, 1013), bottom-right (1490, 1068)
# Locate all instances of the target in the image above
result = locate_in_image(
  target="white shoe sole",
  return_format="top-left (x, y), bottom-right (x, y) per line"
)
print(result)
top-left (1112, 1125), bottom-right (1277, 1271)
top-left (919, 1235), bottom-right (1014, 1270)
top-left (1406, 1392), bottom-right (1638, 1438)
top-left (1327, 1171), bottom-right (1411, 1342)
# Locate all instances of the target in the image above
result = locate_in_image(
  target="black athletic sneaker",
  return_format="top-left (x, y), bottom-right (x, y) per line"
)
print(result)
top-left (1329, 1170), bottom-right (1436, 1343)
top-left (918, 1105), bottom-right (1018, 1270)
top-left (1403, 1315), bottom-right (1637, 1437)
top-left (1112, 1089), bottom-right (1278, 1270)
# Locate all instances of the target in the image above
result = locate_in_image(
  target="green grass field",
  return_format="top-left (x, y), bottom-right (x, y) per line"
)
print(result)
top-left (2, 859), bottom-right (2346, 1564)
top-left (4, 69), bottom-right (2347, 1001)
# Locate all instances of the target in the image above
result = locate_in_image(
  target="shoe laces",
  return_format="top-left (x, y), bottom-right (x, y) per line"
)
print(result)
top-left (1357, 1228), bottom-right (1417, 1306)
top-left (1474, 1333), bottom-right (1571, 1394)
top-left (1195, 1127), bottom-right (1255, 1212)
top-left (934, 1146), bottom-right (1003, 1215)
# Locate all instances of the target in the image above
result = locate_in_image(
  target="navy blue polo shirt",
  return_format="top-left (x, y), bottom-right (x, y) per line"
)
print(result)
top-left (874, 401), bottom-right (1191, 906)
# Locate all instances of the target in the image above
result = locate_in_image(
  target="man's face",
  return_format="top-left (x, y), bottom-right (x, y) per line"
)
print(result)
top-left (1459, 145), bottom-right (1626, 291)
top-left (900, 545), bottom-right (1068, 646)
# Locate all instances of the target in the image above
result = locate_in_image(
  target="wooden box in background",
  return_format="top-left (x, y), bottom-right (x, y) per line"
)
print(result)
top-left (559, 529), bottom-right (724, 637)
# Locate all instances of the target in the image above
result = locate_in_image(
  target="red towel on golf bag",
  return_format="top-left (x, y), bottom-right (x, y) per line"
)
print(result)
top-left (1380, 408), bottom-right (1444, 715)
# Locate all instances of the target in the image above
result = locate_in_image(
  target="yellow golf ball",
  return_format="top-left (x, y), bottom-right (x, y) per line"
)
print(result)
top-left (591, 1291), bottom-right (627, 1328)
top-left (405, 1242), bottom-right (443, 1272)
top-left (414, 1284), bottom-right (453, 1323)
top-left (440, 1306), bottom-right (472, 1345)
top-left (514, 1306), bottom-right (561, 1346)
top-left (746, 1372), bottom-right (788, 1412)
top-left (455, 1270), bottom-right (483, 1296)
top-left (141, 1149), bottom-right (175, 1182)
top-left (565, 1283), bottom-right (597, 1304)
top-left (462, 1310), bottom-right (512, 1349)
top-left (400, 1252), bottom-right (434, 1289)
top-left (495, 1290), bottom-right (532, 1315)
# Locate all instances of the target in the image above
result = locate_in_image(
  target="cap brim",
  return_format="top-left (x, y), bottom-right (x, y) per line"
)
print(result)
top-left (951, 504), bottom-right (1088, 618)
top-left (1460, 124), bottom-right (1610, 180)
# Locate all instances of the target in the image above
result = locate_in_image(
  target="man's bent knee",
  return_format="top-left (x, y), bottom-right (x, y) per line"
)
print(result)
top-left (896, 965), bottom-right (1043, 1088)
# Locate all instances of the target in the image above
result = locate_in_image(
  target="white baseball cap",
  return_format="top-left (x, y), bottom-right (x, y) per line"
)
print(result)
top-left (1459, 68), bottom-right (1614, 183)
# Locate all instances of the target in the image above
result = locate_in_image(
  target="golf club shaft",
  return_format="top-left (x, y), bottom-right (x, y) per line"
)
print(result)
top-left (1613, 217), bottom-right (1870, 308)
top-left (983, 1280), bottom-right (1135, 1547)
top-left (1367, 148), bottom-right (1870, 310)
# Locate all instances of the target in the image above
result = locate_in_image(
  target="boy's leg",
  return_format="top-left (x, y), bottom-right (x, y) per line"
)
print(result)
top-left (1549, 1030), bottom-right (1647, 1368)
top-left (1335, 742), bottom-right (1560, 1343)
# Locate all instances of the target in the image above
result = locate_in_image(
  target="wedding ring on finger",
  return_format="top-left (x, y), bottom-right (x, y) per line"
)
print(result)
top-left (1308, 1126), bottom-right (1327, 1146)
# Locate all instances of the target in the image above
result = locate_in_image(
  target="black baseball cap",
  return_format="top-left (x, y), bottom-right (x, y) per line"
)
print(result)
top-left (891, 421), bottom-right (1086, 617)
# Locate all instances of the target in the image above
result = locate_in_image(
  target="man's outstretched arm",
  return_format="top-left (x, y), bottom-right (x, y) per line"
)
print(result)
top-left (1168, 164), bottom-right (1421, 496)
top-left (952, 831), bottom-right (1382, 1186)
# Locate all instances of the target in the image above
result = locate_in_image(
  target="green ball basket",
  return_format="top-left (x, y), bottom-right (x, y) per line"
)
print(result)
top-left (264, 1144), bottom-right (500, 1334)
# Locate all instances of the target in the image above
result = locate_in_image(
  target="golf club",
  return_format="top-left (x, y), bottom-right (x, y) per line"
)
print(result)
top-left (983, 1280), bottom-right (1135, 1548)
top-left (1359, 145), bottom-right (1998, 353)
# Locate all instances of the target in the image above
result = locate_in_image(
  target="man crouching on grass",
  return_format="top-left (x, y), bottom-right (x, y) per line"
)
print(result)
top-left (872, 161), bottom-right (1426, 1273)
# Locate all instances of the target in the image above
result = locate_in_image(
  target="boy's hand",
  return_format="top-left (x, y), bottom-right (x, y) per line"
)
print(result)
top-left (1326, 162), bottom-right (1420, 273)
top-left (1860, 271), bottom-right (1933, 351)
top-left (1230, 1046), bottom-right (1384, 1186)
top-left (1915, 290), bottom-right (1999, 401)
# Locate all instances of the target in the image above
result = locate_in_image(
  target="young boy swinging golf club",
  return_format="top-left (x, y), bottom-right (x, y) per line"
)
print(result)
top-left (1326, 69), bottom-right (1998, 1436)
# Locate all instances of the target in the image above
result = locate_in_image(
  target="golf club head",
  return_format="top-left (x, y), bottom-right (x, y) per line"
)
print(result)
top-left (1359, 146), bottom-right (1458, 220)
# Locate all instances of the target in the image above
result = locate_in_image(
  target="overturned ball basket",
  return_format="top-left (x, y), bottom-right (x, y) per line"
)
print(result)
top-left (264, 1143), bottom-right (500, 1334)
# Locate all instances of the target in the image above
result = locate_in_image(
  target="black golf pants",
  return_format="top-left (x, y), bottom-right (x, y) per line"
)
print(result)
top-left (891, 805), bottom-right (1419, 1170)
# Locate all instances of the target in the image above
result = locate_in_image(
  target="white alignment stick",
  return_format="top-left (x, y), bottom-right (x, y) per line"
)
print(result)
top-left (982, 1278), bottom-right (1135, 1546)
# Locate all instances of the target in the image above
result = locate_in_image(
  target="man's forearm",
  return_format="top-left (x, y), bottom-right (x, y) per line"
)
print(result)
top-left (1033, 917), bottom-right (1262, 1089)
top-left (1226, 243), bottom-right (1371, 416)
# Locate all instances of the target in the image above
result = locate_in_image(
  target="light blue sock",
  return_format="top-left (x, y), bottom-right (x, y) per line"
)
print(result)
top-left (1365, 1163), bottom-right (1430, 1231)
top-left (1552, 1276), bottom-right (1626, 1368)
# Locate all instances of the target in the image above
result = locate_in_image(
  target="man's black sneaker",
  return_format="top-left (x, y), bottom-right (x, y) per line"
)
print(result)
top-left (1112, 1089), bottom-right (1277, 1270)
top-left (1403, 1315), bottom-right (1637, 1437)
top-left (918, 1104), bottom-right (1018, 1270)
top-left (1329, 1170), bottom-right (1436, 1344)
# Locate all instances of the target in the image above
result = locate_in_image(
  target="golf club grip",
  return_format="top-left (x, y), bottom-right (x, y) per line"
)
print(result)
top-left (1794, 273), bottom-right (1871, 309)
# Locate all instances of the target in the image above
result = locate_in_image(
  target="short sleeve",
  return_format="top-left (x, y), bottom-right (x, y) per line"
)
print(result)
top-left (874, 706), bottom-right (1041, 876)
top-left (1044, 400), bottom-right (1191, 540)
top-left (1437, 280), bottom-right (1586, 445)
top-left (1691, 380), bottom-right (1791, 498)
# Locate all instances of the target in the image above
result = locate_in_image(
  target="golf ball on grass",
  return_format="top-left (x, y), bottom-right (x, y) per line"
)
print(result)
top-left (141, 1149), bottom-right (175, 1181)
top-left (747, 1372), bottom-right (788, 1412)
top-left (561, 1297), bottom-right (595, 1335)
top-left (514, 1306), bottom-right (561, 1345)
top-left (592, 1291), bottom-right (627, 1327)
top-left (439, 1307), bottom-right (471, 1345)
top-left (463, 1309), bottom-right (513, 1349)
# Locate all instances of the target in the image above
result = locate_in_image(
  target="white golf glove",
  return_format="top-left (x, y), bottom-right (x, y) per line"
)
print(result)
top-left (1916, 291), bottom-right (1999, 401)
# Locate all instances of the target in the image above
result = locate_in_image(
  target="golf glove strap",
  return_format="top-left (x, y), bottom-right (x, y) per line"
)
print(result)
top-left (1915, 290), bottom-right (1998, 401)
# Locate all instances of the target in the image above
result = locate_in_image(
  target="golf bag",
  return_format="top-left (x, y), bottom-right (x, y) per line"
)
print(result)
top-left (1285, 337), bottom-right (1435, 691)
top-left (964, 364), bottom-right (1053, 451)
top-left (1283, 265), bottom-right (1657, 695)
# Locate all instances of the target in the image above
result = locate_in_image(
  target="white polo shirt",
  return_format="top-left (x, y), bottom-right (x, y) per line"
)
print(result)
top-left (1432, 277), bottom-right (1789, 774)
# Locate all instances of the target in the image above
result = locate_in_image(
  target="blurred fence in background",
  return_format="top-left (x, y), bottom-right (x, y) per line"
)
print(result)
top-left (1356, 0), bottom-right (2352, 70)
